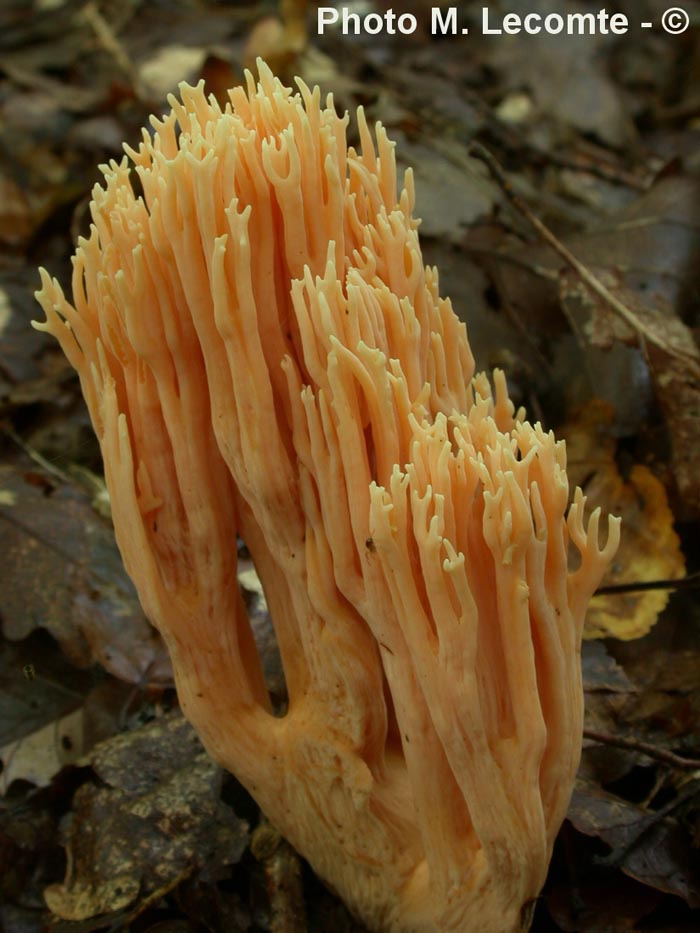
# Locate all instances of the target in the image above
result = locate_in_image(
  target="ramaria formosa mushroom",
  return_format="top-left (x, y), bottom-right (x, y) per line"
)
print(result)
top-left (35, 61), bottom-right (620, 932)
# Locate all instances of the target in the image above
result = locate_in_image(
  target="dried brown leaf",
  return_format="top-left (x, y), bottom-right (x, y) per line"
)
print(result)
top-left (646, 340), bottom-right (700, 517)
top-left (45, 713), bottom-right (249, 922)
top-left (0, 458), bottom-right (171, 684)
top-left (569, 778), bottom-right (700, 907)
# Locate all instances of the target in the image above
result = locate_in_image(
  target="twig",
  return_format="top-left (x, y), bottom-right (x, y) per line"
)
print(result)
top-left (583, 728), bottom-right (700, 771)
top-left (532, 145), bottom-right (649, 191)
top-left (469, 142), bottom-right (696, 363)
top-left (1, 423), bottom-right (72, 485)
top-left (596, 571), bottom-right (700, 596)
top-left (593, 777), bottom-right (700, 869)
top-left (80, 1), bottom-right (136, 84)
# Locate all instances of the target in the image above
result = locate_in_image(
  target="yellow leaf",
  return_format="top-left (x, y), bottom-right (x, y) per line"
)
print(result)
top-left (563, 401), bottom-right (684, 640)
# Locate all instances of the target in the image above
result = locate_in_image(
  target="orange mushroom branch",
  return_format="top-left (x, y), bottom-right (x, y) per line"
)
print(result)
top-left (35, 62), bottom-right (620, 931)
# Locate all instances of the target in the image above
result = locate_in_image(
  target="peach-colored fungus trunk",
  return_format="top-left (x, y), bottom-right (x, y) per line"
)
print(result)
top-left (35, 61), bottom-right (620, 932)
